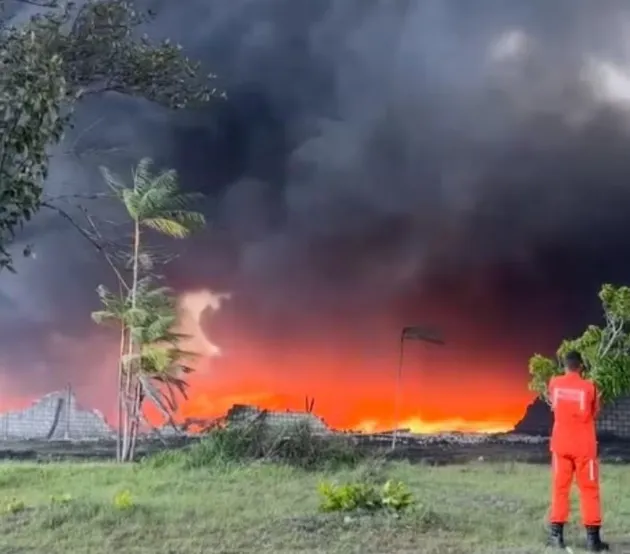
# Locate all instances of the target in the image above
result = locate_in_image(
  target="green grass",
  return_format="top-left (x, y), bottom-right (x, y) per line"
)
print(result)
top-left (1, 456), bottom-right (630, 553)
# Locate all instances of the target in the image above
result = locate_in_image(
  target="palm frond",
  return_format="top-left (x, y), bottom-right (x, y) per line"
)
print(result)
top-left (143, 316), bottom-right (179, 343)
top-left (154, 376), bottom-right (189, 410)
top-left (154, 332), bottom-right (193, 346)
top-left (165, 210), bottom-right (206, 230)
top-left (139, 282), bottom-right (174, 300)
top-left (141, 217), bottom-right (193, 238)
top-left (121, 187), bottom-right (140, 221)
top-left (143, 211), bottom-right (205, 238)
top-left (134, 172), bottom-right (178, 220)
top-left (98, 166), bottom-right (126, 193)
top-left (145, 168), bottom-right (178, 197)
top-left (92, 285), bottom-right (129, 326)
top-left (91, 310), bottom-right (118, 325)
top-left (167, 349), bottom-right (198, 361)
top-left (155, 192), bottom-right (206, 212)
top-left (101, 158), bottom-right (206, 238)
top-left (138, 374), bottom-right (177, 419)
top-left (132, 158), bottom-right (154, 194)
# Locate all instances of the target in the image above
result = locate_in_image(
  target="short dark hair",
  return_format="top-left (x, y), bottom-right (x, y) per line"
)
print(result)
top-left (564, 350), bottom-right (583, 370)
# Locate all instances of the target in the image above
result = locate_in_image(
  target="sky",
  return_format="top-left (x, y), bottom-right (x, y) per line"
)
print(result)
top-left (3, 0), bottom-right (630, 428)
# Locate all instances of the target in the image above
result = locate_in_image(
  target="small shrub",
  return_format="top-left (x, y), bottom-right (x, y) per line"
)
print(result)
top-left (381, 480), bottom-right (414, 511)
top-left (318, 479), bottom-right (414, 514)
top-left (319, 482), bottom-right (382, 512)
top-left (3, 498), bottom-right (26, 515)
top-left (113, 490), bottom-right (134, 511)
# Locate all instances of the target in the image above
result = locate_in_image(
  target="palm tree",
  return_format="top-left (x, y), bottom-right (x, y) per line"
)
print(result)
top-left (100, 157), bottom-right (205, 309)
top-left (96, 158), bottom-right (206, 461)
top-left (124, 284), bottom-right (196, 458)
top-left (93, 278), bottom-right (197, 461)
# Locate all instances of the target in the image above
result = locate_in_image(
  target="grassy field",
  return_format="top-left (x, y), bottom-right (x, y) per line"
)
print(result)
top-left (1, 438), bottom-right (630, 553)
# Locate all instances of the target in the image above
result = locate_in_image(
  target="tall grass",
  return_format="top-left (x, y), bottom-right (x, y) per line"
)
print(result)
top-left (145, 421), bottom-right (364, 471)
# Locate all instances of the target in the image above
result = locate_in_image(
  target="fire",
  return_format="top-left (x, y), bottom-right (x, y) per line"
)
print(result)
top-left (176, 356), bottom-right (531, 433)
top-left (170, 290), bottom-right (534, 434)
top-left (0, 289), bottom-right (535, 435)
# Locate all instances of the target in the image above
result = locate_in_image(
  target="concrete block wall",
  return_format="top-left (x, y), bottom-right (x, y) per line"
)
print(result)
top-left (4, 390), bottom-right (630, 441)
top-left (597, 396), bottom-right (630, 439)
top-left (226, 404), bottom-right (331, 434)
top-left (0, 389), bottom-right (114, 440)
top-left (514, 395), bottom-right (630, 439)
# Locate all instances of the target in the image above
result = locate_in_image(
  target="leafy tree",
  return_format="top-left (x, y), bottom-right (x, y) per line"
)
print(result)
top-left (0, 21), bottom-right (69, 271)
top-left (529, 284), bottom-right (630, 404)
top-left (0, 0), bottom-right (220, 270)
top-left (93, 157), bottom-right (205, 462)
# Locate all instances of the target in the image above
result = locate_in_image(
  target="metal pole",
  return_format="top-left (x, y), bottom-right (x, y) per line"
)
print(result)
top-left (391, 335), bottom-right (405, 450)
top-left (65, 384), bottom-right (71, 440)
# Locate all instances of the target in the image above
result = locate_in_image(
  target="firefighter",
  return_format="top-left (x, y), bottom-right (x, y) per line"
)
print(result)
top-left (547, 350), bottom-right (609, 551)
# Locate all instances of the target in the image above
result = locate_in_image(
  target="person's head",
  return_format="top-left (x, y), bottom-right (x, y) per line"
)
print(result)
top-left (563, 350), bottom-right (583, 373)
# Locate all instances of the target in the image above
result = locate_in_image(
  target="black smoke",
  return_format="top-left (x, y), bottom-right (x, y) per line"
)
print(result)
top-left (3, 0), bottom-right (630, 403)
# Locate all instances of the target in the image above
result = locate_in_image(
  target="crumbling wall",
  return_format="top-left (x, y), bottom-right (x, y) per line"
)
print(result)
top-left (226, 404), bottom-right (330, 434)
top-left (0, 389), bottom-right (114, 440)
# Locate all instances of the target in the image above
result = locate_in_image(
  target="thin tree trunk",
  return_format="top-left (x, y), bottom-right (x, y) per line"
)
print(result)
top-left (116, 325), bottom-right (126, 463)
top-left (115, 279), bottom-right (128, 462)
top-left (121, 370), bottom-right (133, 461)
top-left (122, 217), bottom-right (141, 462)
top-left (128, 382), bottom-right (141, 461)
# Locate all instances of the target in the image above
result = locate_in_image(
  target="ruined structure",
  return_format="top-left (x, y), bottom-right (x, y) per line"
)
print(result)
top-left (226, 404), bottom-right (331, 434)
top-left (0, 389), bottom-right (114, 440)
top-left (2, 388), bottom-right (630, 442)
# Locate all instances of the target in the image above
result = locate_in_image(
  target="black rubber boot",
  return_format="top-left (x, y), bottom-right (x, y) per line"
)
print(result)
top-left (586, 526), bottom-right (609, 552)
top-left (548, 523), bottom-right (566, 549)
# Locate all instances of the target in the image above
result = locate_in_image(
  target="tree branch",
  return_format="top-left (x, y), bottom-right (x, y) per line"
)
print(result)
top-left (41, 200), bottom-right (130, 291)
top-left (10, 0), bottom-right (59, 6)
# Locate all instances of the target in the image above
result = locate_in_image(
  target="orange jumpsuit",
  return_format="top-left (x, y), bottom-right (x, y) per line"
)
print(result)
top-left (548, 372), bottom-right (602, 526)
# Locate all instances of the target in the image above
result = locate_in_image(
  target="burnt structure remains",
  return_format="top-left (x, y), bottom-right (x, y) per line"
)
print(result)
top-left (2, 389), bottom-right (630, 441)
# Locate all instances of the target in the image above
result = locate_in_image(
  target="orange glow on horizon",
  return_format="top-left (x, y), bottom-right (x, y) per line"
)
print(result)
top-left (0, 290), bottom-right (536, 436)
top-left (150, 289), bottom-right (536, 434)
top-left (162, 345), bottom-right (533, 434)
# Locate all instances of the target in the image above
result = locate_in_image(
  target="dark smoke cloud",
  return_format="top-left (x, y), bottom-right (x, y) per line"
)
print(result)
top-left (4, 0), bottom-right (630, 400)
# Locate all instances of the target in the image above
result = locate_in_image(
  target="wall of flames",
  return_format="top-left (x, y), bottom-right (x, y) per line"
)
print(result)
top-left (0, 288), bottom-right (535, 434)
top-left (171, 289), bottom-right (534, 434)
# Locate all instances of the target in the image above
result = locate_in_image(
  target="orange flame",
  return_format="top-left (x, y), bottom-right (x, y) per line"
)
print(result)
top-left (0, 289), bottom-right (534, 434)
top-left (170, 290), bottom-right (533, 434)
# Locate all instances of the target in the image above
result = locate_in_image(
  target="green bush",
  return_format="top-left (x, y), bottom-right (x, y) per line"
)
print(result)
top-left (146, 421), bottom-right (364, 470)
top-left (113, 490), bottom-right (134, 511)
top-left (381, 480), bottom-right (414, 511)
top-left (318, 479), bottom-right (414, 513)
